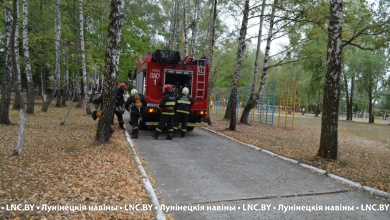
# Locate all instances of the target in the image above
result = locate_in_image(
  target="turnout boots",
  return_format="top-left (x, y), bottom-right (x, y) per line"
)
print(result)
top-left (166, 132), bottom-right (173, 140)
top-left (172, 129), bottom-right (177, 138)
top-left (131, 129), bottom-right (139, 139)
top-left (119, 122), bottom-right (126, 130)
top-left (180, 131), bottom-right (186, 138)
top-left (151, 131), bottom-right (160, 140)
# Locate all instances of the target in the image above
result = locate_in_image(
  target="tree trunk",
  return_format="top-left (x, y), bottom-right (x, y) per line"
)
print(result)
top-left (40, 65), bottom-right (47, 104)
top-left (61, 48), bottom-right (69, 106)
top-left (368, 92), bottom-right (374, 123)
top-left (240, 0), bottom-right (266, 124)
top-left (73, 0), bottom-right (82, 108)
top-left (318, 0), bottom-right (343, 160)
top-left (205, 0), bottom-right (218, 126)
top-left (348, 76), bottom-right (354, 120)
top-left (182, 0), bottom-right (188, 56)
top-left (79, 0), bottom-right (90, 114)
top-left (12, 2), bottom-right (22, 110)
top-left (344, 73), bottom-right (354, 120)
top-left (256, 0), bottom-right (277, 112)
top-left (56, 90), bottom-right (61, 107)
top-left (228, 0), bottom-right (250, 131)
top-left (241, 96), bottom-right (257, 124)
top-left (224, 97), bottom-right (232, 119)
top-left (11, 0), bottom-right (26, 156)
top-left (315, 95), bottom-right (321, 116)
top-left (0, 6), bottom-right (13, 125)
top-left (60, 82), bottom-right (76, 125)
top-left (168, 0), bottom-right (179, 50)
top-left (23, 0), bottom-right (35, 114)
top-left (96, 0), bottom-right (125, 141)
top-left (343, 73), bottom-right (349, 120)
top-left (190, 0), bottom-right (201, 56)
top-left (43, 0), bottom-right (61, 112)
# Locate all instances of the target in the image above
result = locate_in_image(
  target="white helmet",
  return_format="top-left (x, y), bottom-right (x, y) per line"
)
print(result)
top-left (131, 89), bottom-right (138, 95)
top-left (182, 87), bottom-right (189, 95)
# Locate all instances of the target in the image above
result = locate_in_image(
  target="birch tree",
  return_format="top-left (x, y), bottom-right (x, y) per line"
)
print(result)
top-left (79, 0), bottom-right (90, 114)
top-left (190, 0), bottom-right (201, 56)
top-left (240, 0), bottom-right (267, 124)
top-left (61, 48), bottom-right (69, 106)
top-left (23, 0), bottom-right (35, 114)
top-left (11, 0), bottom-right (26, 155)
top-left (12, 2), bottom-right (22, 110)
top-left (205, 0), bottom-right (218, 125)
top-left (96, 0), bottom-right (125, 141)
top-left (43, 0), bottom-right (61, 112)
top-left (0, 4), bottom-right (13, 125)
top-left (182, 0), bottom-right (188, 56)
top-left (228, 0), bottom-right (250, 130)
top-left (167, 0), bottom-right (179, 50)
top-left (253, 0), bottom-right (277, 116)
top-left (318, 0), bottom-right (343, 160)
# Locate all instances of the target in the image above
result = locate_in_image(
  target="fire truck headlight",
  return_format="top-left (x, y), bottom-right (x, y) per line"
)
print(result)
top-left (148, 108), bottom-right (155, 113)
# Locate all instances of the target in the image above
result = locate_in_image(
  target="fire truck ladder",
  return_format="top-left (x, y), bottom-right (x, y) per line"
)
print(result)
top-left (196, 59), bottom-right (206, 100)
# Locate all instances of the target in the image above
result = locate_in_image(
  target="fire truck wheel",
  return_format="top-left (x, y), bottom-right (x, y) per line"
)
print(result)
top-left (186, 126), bottom-right (194, 132)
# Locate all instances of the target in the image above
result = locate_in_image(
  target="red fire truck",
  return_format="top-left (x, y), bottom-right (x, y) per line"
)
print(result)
top-left (132, 49), bottom-right (209, 130)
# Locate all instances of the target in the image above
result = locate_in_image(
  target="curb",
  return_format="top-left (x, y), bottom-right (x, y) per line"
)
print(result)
top-left (203, 127), bottom-right (390, 198)
top-left (125, 130), bottom-right (166, 220)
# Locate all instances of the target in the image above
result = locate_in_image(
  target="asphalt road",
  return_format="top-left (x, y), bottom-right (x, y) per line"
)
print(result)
top-left (124, 120), bottom-right (389, 220)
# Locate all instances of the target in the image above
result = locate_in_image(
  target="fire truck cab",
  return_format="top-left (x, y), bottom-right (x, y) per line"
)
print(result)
top-left (132, 49), bottom-right (209, 130)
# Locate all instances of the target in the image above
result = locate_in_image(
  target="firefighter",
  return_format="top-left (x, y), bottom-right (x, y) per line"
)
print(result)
top-left (90, 91), bottom-right (115, 135)
top-left (125, 89), bottom-right (146, 139)
top-left (114, 82), bottom-right (127, 130)
top-left (151, 84), bottom-right (176, 140)
top-left (173, 87), bottom-right (194, 138)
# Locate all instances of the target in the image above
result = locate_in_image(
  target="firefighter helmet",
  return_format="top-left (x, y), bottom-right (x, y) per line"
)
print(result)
top-left (182, 87), bottom-right (189, 95)
top-left (131, 89), bottom-right (138, 95)
top-left (164, 84), bottom-right (173, 92)
top-left (185, 55), bottom-right (194, 63)
top-left (119, 83), bottom-right (127, 89)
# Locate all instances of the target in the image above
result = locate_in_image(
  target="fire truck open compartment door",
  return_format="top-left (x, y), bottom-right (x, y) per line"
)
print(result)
top-left (164, 69), bottom-right (193, 96)
top-left (135, 70), bottom-right (146, 95)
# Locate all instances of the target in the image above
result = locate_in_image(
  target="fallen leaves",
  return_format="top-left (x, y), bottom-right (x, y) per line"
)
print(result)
top-left (0, 105), bottom-right (155, 219)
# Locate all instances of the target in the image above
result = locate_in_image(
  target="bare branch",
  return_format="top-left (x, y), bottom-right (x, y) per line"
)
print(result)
top-left (343, 41), bottom-right (374, 51)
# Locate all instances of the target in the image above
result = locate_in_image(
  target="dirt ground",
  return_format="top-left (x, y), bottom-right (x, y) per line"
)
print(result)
top-left (0, 106), bottom-right (156, 219)
top-left (207, 112), bottom-right (390, 193)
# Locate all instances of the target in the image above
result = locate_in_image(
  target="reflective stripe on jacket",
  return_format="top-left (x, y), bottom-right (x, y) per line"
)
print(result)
top-left (176, 95), bottom-right (194, 114)
top-left (159, 92), bottom-right (176, 115)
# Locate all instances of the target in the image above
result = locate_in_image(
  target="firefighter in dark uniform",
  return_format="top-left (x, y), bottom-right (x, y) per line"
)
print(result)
top-left (125, 89), bottom-right (147, 139)
top-left (114, 82), bottom-right (127, 130)
top-left (173, 87), bottom-right (194, 138)
top-left (151, 84), bottom-right (176, 140)
top-left (91, 91), bottom-right (114, 135)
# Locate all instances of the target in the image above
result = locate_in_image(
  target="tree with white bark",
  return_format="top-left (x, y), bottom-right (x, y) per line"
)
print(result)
top-left (43, 0), bottom-right (61, 112)
top-left (96, 0), bottom-right (125, 141)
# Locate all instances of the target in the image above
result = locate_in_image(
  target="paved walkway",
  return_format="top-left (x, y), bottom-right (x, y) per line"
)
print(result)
top-left (126, 121), bottom-right (389, 220)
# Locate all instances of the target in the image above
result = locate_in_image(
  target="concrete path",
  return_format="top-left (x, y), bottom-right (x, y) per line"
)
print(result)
top-left (126, 122), bottom-right (389, 220)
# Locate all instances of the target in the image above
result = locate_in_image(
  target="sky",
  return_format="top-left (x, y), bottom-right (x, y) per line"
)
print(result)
top-left (222, 4), bottom-right (289, 57)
